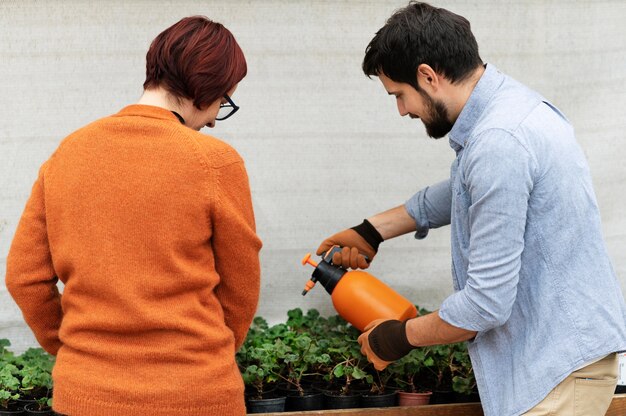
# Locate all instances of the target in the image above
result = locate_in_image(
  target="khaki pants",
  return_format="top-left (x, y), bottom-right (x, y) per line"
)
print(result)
top-left (523, 353), bottom-right (618, 416)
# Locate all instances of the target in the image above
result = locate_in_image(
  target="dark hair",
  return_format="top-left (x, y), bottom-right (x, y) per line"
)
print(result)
top-left (143, 16), bottom-right (247, 109)
top-left (362, 2), bottom-right (482, 90)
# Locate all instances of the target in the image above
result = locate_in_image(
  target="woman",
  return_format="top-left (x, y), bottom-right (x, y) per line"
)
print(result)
top-left (6, 16), bottom-right (261, 416)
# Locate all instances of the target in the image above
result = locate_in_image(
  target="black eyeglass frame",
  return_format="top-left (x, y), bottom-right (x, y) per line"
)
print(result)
top-left (215, 93), bottom-right (239, 121)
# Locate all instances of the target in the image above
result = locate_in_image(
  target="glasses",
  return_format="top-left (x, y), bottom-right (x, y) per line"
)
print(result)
top-left (216, 93), bottom-right (239, 121)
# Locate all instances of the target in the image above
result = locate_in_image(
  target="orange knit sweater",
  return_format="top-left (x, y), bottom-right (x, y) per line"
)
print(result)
top-left (6, 105), bottom-right (262, 416)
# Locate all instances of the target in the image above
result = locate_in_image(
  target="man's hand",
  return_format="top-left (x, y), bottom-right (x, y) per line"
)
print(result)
top-left (358, 319), bottom-right (394, 370)
top-left (358, 319), bottom-right (416, 371)
top-left (316, 220), bottom-right (383, 269)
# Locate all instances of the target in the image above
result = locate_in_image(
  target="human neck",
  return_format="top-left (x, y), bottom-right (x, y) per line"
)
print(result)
top-left (137, 87), bottom-right (193, 122)
top-left (447, 65), bottom-right (486, 122)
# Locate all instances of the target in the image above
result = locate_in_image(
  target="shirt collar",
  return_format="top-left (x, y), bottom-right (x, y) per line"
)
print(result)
top-left (448, 64), bottom-right (505, 149)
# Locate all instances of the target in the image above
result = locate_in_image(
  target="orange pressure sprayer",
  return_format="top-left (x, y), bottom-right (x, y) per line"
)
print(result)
top-left (301, 246), bottom-right (417, 331)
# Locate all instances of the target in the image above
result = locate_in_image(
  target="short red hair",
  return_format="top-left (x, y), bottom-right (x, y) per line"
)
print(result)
top-left (144, 16), bottom-right (247, 109)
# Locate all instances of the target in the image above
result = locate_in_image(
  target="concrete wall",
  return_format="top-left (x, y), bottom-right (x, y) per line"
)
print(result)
top-left (1, 0), bottom-right (625, 352)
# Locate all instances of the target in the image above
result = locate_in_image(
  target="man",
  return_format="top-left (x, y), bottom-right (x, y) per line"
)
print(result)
top-left (316, 2), bottom-right (626, 415)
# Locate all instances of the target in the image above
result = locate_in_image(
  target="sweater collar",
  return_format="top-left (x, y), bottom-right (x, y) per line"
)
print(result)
top-left (115, 104), bottom-right (181, 123)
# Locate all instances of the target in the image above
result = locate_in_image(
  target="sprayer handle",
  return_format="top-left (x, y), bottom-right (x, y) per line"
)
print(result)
top-left (324, 245), bottom-right (371, 266)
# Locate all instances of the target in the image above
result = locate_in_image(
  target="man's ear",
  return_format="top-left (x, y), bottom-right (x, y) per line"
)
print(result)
top-left (416, 64), bottom-right (439, 92)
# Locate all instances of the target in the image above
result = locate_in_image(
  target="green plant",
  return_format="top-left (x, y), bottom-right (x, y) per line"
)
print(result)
top-left (16, 347), bottom-right (54, 401)
top-left (362, 368), bottom-right (395, 395)
top-left (239, 339), bottom-right (286, 399)
top-left (0, 364), bottom-right (20, 409)
top-left (423, 344), bottom-right (453, 391)
top-left (0, 341), bottom-right (55, 408)
top-left (285, 308), bottom-right (321, 335)
top-left (322, 317), bottom-right (369, 395)
top-left (450, 343), bottom-right (476, 395)
top-left (280, 333), bottom-right (330, 395)
top-left (237, 318), bottom-right (295, 400)
top-left (235, 309), bottom-right (477, 402)
top-left (0, 339), bottom-right (16, 368)
top-left (388, 347), bottom-right (435, 393)
top-left (19, 364), bottom-right (53, 399)
top-left (35, 397), bottom-right (53, 411)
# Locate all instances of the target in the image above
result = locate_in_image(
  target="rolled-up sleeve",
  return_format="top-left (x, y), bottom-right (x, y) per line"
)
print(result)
top-left (439, 129), bottom-right (535, 332)
top-left (405, 179), bottom-right (452, 239)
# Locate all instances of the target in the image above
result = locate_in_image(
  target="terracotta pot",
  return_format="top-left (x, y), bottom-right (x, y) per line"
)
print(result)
top-left (397, 391), bottom-right (432, 406)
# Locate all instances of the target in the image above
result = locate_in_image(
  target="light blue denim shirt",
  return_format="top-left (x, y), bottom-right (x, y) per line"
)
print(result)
top-left (405, 64), bottom-right (626, 416)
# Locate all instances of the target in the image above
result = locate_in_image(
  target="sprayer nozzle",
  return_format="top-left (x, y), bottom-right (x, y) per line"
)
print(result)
top-left (301, 253), bottom-right (318, 268)
top-left (302, 279), bottom-right (316, 296)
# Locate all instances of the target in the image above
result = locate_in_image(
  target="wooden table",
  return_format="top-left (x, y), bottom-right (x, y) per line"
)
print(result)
top-left (258, 394), bottom-right (626, 416)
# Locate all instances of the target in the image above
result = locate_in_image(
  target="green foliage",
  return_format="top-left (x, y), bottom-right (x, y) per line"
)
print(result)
top-left (322, 320), bottom-right (368, 395)
top-left (2, 308), bottom-right (477, 407)
top-left (387, 347), bottom-right (435, 393)
top-left (35, 397), bottom-right (53, 411)
top-left (0, 339), bottom-right (16, 368)
top-left (450, 343), bottom-right (476, 395)
top-left (0, 341), bottom-right (54, 408)
top-left (0, 364), bottom-right (20, 409)
top-left (237, 337), bottom-right (287, 399)
top-left (280, 332), bottom-right (330, 395)
top-left (236, 307), bottom-right (477, 399)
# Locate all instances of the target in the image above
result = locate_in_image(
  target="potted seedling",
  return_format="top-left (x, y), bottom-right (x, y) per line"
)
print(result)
top-left (237, 320), bottom-right (290, 414)
top-left (278, 333), bottom-right (329, 411)
top-left (389, 348), bottom-right (434, 406)
top-left (24, 398), bottom-right (53, 416)
top-left (14, 349), bottom-right (54, 411)
top-left (360, 368), bottom-right (397, 408)
top-left (0, 364), bottom-right (22, 415)
top-left (18, 365), bottom-right (52, 416)
top-left (421, 343), bottom-right (455, 404)
top-left (450, 343), bottom-right (479, 403)
top-left (321, 323), bottom-right (368, 409)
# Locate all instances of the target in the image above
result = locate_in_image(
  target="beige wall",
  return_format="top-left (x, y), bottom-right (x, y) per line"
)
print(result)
top-left (1, 0), bottom-right (625, 351)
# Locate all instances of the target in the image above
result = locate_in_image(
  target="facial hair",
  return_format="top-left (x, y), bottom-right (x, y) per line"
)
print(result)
top-left (419, 91), bottom-right (453, 139)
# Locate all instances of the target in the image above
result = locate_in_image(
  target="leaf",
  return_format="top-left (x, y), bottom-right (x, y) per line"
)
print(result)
top-left (317, 354), bottom-right (331, 364)
top-left (352, 367), bottom-right (367, 380)
top-left (333, 365), bottom-right (345, 378)
top-left (305, 309), bottom-right (320, 320)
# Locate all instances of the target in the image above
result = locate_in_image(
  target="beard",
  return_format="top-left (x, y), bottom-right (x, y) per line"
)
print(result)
top-left (418, 91), bottom-right (453, 139)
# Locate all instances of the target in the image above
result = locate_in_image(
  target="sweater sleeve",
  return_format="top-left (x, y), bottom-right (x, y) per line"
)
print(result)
top-left (211, 160), bottom-right (262, 350)
top-left (5, 162), bottom-right (63, 355)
